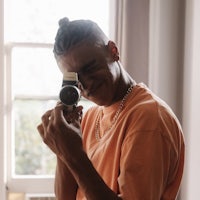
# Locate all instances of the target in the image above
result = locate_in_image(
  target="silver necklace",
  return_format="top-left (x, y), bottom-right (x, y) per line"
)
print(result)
top-left (95, 84), bottom-right (135, 141)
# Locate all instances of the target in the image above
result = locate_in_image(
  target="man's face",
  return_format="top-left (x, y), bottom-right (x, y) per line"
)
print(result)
top-left (56, 42), bottom-right (117, 106)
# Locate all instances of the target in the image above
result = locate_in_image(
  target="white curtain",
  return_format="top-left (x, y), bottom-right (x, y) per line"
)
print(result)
top-left (110, 0), bottom-right (149, 84)
top-left (111, 0), bottom-right (200, 199)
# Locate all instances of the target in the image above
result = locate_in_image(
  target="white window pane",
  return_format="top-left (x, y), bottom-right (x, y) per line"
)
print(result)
top-left (6, 0), bottom-right (109, 43)
top-left (14, 100), bottom-right (57, 175)
top-left (12, 47), bottom-right (62, 97)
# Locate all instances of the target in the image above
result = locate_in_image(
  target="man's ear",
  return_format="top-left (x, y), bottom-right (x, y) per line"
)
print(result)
top-left (107, 40), bottom-right (119, 61)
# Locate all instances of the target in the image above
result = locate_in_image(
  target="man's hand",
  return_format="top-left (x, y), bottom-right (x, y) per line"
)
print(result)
top-left (37, 104), bottom-right (83, 160)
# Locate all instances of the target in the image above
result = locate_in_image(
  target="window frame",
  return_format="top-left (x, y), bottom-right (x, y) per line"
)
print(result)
top-left (5, 42), bottom-right (56, 195)
top-left (0, 0), bottom-right (7, 199)
top-left (1, 0), bottom-right (112, 198)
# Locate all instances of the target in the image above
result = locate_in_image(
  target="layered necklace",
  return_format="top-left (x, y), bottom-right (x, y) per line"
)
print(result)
top-left (95, 83), bottom-right (135, 141)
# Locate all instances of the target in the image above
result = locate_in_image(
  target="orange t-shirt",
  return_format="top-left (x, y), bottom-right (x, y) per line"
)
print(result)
top-left (76, 83), bottom-right (185, 200)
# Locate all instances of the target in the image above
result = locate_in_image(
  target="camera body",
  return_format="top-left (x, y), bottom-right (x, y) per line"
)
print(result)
top-left (59, 72), bottom-right (80, 109)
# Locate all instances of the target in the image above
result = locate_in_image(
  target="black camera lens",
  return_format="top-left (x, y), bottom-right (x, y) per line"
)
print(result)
top-left (59, 85), bottom-right (80, 106)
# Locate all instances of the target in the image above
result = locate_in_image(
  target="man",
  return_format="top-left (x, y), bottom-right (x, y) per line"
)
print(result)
top-left (37, 17), bottom-right (185, 200)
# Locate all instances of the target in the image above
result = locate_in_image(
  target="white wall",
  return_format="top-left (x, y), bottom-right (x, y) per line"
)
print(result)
top-left (180, 0), bottom-right (200, 199)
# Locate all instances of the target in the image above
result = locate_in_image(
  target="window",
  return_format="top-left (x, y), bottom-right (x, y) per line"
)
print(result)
top-left (4, 0), bottom-right (110, 196)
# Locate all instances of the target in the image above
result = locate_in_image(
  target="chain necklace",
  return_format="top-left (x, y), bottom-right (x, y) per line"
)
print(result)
top-left (95, 84), bottom-right (135, 141)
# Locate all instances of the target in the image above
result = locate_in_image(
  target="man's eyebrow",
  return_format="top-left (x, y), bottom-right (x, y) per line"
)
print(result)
top-left (80, 59), bottom-right (96, 72)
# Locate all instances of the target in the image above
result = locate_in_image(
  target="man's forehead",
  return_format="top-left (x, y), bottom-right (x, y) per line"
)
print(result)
top-left (56, 47), bottom-right (97, 68)
top-left (56, 53), bottom-right (88, 75)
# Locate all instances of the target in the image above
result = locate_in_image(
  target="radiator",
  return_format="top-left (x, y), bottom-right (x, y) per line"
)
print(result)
top-left (27, 198), bottom-right (55, 200)
top-left (26, 194), bottom-right (56, 200)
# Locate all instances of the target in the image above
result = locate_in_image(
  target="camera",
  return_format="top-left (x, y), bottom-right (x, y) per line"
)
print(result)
top-left (59, 72), bottom-right (80, 110)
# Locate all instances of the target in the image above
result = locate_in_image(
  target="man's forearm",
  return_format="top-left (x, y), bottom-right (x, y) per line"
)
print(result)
top-left (61, 150), bottom-right (122, 200)
top-left (55, 157), bottom-right (78, 200)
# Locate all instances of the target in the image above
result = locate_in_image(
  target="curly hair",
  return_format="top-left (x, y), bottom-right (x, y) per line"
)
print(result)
top-left (53, 17), bottom-right (108, 56)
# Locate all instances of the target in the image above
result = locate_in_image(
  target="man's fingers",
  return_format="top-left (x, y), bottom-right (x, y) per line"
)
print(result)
top-left (37, 123), bottom-right (44, 137)
top-left (52, 105), bottom-right (66, 125)
top-left (37, 109), bottom-right (54, 139)
top-left (41, 110), bottom-right (53, 126)
top-left (75, 105), bottom-right (83, 116)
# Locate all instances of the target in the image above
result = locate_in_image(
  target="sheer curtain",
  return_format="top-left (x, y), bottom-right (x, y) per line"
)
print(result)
top-left (111, 0), bottom-right (200, 199)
